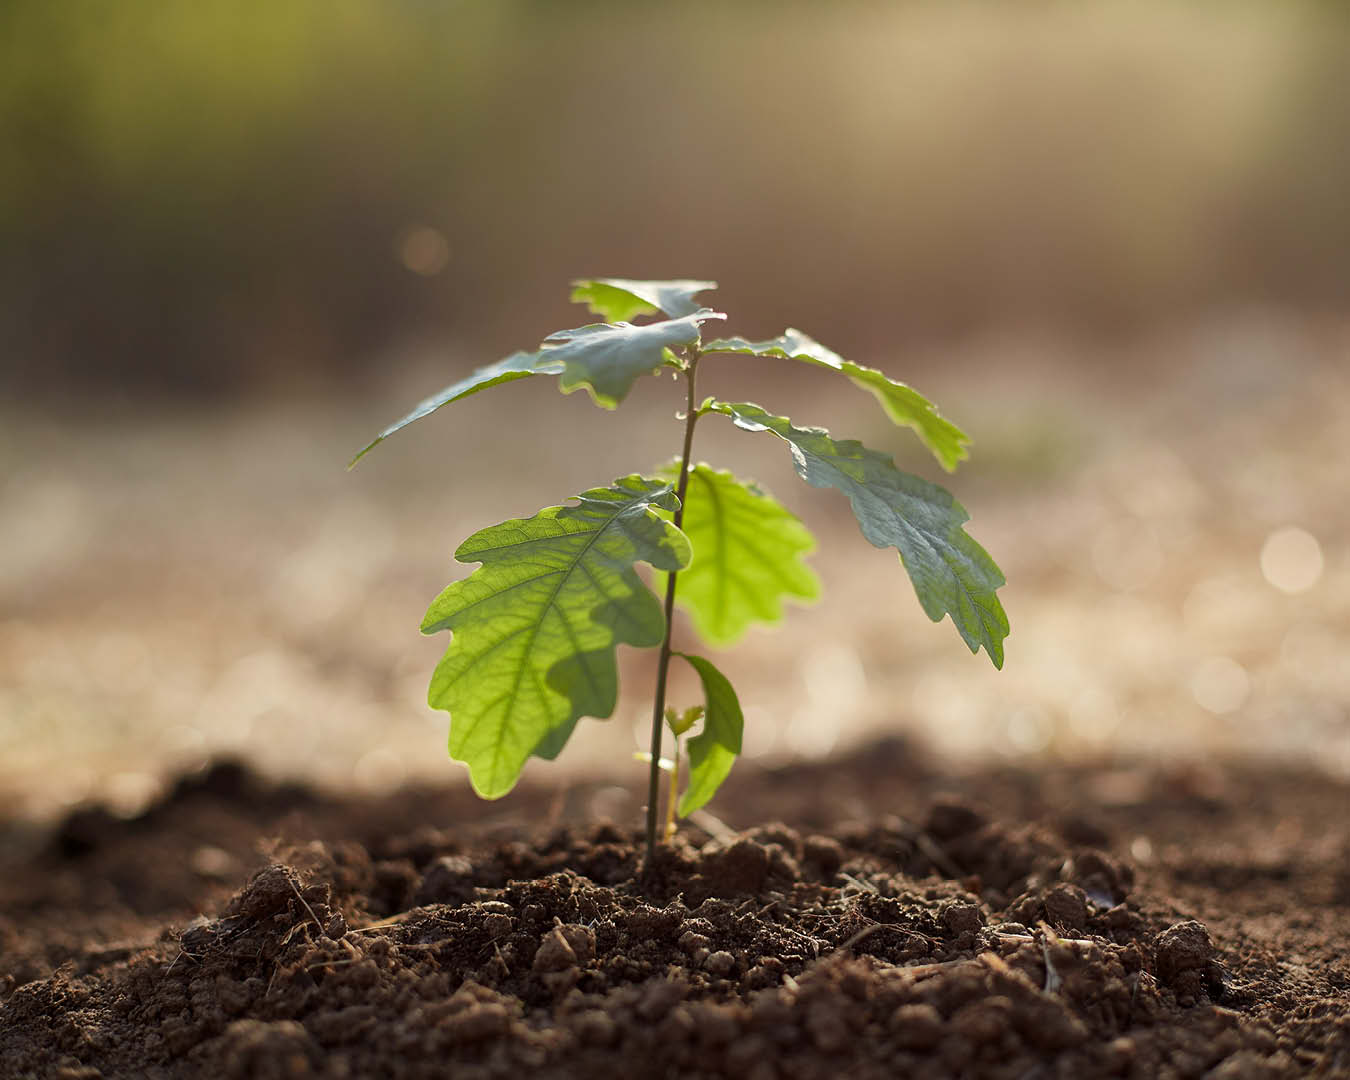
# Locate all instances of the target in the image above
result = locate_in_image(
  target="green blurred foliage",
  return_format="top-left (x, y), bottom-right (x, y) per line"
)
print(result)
top-left (2, 1), bottom-right (1349, 396)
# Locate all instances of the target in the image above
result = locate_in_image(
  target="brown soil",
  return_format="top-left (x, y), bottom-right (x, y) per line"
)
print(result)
top-left (2, 739), bottom-right (1348, 1079)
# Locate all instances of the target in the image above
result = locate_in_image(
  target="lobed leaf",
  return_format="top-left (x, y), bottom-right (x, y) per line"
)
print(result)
top-left (421, 476), bottom-right (692, 798)
top-left (542, 311), bottom-right (726, 409)
top-left (674, 653), bottom-right (743, 817)
top-left (702, 329), bottom-right (969, 471)
top-left (657, 463), bottom-right (820, 647)
top-left (707, 402), bottom-right (1008, 667)
top-left (351, 298), bottom-right (725, 465)
top-left (571, 278), bottom-right (718, 322)
top-left (349, 352), bottom-right (562, 467)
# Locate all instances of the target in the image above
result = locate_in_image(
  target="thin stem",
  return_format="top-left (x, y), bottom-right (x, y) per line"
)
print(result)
top-left (645, 350), bottom-right (700, 869)
top-left (664, 735), bottom-right (680, 841)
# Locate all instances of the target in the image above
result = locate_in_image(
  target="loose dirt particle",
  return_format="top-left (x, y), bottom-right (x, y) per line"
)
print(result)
top-left (941, 901), bottom-right (985, 936)
top-left (573, 1010), bottom-right (618, 1047)
top-left (1043, 883), bottom-right (1090, 931)
top-left (228, 865), bottom-right (300, 921)
top-left (926, 796), bottom-right (987, 840)
top-left (213, 1019), bottom-right (320, 1079)
top-left (558, 922), bottom-right (596, 964)
top-left (442, 1002), bottom-right (511, 1044)
top-left (892, 1003), bottom-right (945, 1050)
top-left (636, 977), bottom-right (687, 1021)
top-left (678, 930), bottom-right (711, 954)
top-left (702, 837), bottom-right (771, 895)
top-left (802, 835), bottom-right (844, 877)
top-left (1155, 920), bottom-right (1214, 984)
top-left (531, 928), bottom-right (577, 973)
top-left (805, 999), bottom-right (850, 1052)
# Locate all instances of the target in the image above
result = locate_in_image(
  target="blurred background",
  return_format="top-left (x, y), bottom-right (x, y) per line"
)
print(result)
top-left (2, 0), bottom-right (1347, 822)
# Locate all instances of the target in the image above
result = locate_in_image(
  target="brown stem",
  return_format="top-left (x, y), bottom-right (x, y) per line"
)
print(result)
top-left (644, 351), bottom-right (700, 870)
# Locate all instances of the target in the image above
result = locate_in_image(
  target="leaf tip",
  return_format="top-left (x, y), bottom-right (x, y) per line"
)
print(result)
top-left (346, 439), bottom-right (379, 470)
top-left (939, 435), bottom-right (973, 473)
top-left (464, 768), bottom-right (514, 801)
top-left (560, 380), bottom-right (621, 410)
top-left (972, 614), bottom-right (1008, 670)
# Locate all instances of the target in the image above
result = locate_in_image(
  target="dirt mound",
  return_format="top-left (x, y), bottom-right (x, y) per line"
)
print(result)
top-left (1, 743), bottom-right (1347, 1078)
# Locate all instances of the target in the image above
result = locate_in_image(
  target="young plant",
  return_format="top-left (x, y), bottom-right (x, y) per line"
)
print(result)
top-left (352, 279), bottom-right (1008, 862)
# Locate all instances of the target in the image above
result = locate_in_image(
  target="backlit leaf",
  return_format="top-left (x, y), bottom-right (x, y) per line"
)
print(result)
top-left (666, 705), bottom-right (704, 737)
top-left (703, 329), bottom-right (969, 471)
top-left (707, 402), bottom-right (1008, 667)
top-left (349, 352), bottom-right (562, 467)
top-left (421, 476), bottom-right (692, 797)
top-left (543, 311), bottom-right (726, 409)
top-left (674, 653), bottom-right (743, 817)
top-left (657, 463), bottom-right (820, 646)
top-left (571, 278), bottom-right (718, 322)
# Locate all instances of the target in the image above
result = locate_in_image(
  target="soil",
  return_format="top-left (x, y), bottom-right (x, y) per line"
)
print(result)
top-left (2, 739), bottom-right (1348, 1079)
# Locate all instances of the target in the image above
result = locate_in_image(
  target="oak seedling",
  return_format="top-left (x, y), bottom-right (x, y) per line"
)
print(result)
top-left (352, 279), bottom-right (1008, 863)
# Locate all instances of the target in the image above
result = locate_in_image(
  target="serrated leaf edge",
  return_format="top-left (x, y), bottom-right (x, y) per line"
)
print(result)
top-left (571, 278), bottom-right (719, 321)
top-left (702, 330), bottom-right (969, 471)
top-left (705, 400), bottom-right (1008, 668)
top-left (422, 476), bottom-right (692, 797)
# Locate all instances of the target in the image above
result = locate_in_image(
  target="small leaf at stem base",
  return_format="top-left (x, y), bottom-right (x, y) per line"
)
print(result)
top-left (674, 653), bottom-right (743, 817)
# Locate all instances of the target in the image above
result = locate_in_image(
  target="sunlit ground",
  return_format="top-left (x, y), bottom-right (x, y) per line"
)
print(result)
top-left (2, 314), bottom-right (1347, 822)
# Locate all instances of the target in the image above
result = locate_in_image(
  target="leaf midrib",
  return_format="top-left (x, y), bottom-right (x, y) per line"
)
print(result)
top-left (481, 495), bottom-right (657, 787)
top-left (814, 449), bottom-right (1003, 645)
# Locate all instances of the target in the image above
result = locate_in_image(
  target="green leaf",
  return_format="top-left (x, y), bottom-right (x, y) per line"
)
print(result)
top-left (350, 299), bottom-right (726, 463)
top-left (571, 278), bottom-right (718, 322)
top-left (707, 402), bottom-right (1008, 668)
top-left (703, 330), bottom-right (969, 471)
top-left (349, 352), bottom-right (562, 467)
top-left (666, 705), bottom-right (703, 737)
top-left (421, 476), bottom-right (692, 798)
top-left (674, 653), bottom-right (743, 817)
top-left (543, 311), bottom-right (726, 409)
top-left (657, 463), bottom-right (820, 647)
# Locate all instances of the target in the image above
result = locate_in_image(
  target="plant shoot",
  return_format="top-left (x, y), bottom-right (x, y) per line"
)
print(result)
top-left (352, 279), bottom-right (1008, 863)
